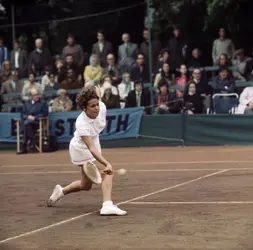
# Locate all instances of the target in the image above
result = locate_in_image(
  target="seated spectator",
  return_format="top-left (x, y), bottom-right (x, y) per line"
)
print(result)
top-left (103, 54), bottom-right (121, 84)
top-left (187, 48), bottom-right (203, 69)
top-left (22, 73), bottom-right (42, 101)
top-left (191, 68), bottom-right (209, 95)
top-left (175, 64), bottom-right (188, 97)
top-left (155, 79), bottom-right (182, 114)
top-left (84, 54), bottom-right (103, 85)
top-left (64, 54), bottom-right (82, 80)
top-left (100, 75), bottom-right (118, 97)
top-left (245, 48), bottom-right (253, 81)
top-left (51, 89), bottom-right (73, 112)
top-left (232, 49), bottom-right (251, 80)
top-left (125, 81), bottom-right (151, 114)
top-left (101, 82), bottom-right (120, 109)
top-left (154, 62), bottom-right (174, 88)
top-left (28, 38), bottom-right (52, 76)
top-left (43, 73), bottom-right (59, 91)
top-left (60, 69), bottom-right (82, 90)
top-left (237, 86), bottom-right (253, 114)
top-left (215, 53), bottom-right (231, 70)
top-left (17, 88), bottom-right (49, 154)
top-left (118, 72), bottom-right (134, 108)
top-left (0, 60), bottom-right (12, 83)
top-left (183, 82), bottom-right (203, 114)
top-left (211, 67), bottom-right (235, 94)
top-left (130, 53), bottom-right (149, 83)
top-left (155, 49), bottom-right (169, 74)
top-left (55, 59), bottom-right (65, 83)
top-left (41, 66), bottom-right (53, 90)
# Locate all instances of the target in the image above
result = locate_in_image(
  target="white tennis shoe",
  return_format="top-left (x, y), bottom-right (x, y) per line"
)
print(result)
top-left (100, 202), bottom-right (127, 216)
top-left (47, 184), bottom-right (64, 207)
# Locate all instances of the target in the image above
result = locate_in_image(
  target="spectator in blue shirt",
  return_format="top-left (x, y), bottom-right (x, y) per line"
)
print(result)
top-left (0, 37), bottom-right (8, 68)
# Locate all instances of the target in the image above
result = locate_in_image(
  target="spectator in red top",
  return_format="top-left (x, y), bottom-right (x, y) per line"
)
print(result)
top-left (175, 64), bottom-right (188, 97)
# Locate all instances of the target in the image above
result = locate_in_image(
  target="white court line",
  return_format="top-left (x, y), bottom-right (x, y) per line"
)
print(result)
top-left (1, 160), bottom-right (253, 168)
top-left (1, 168), bottom-right (253, 176)
top-left (128, 201), bottom-right (253, 205)
top-left (0, 169), bottom-right (227, 244)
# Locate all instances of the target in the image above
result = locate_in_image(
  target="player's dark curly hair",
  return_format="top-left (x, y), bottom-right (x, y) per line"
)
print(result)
top-left (76, 85), bottom-right (99, 110)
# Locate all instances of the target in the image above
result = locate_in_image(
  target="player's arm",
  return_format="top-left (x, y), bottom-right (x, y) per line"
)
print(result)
top-left (81, 136), bottom-right (113, 174)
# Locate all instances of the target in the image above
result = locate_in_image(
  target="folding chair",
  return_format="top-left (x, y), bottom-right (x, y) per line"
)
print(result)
top-left (16, 117), bottom-right (50, 153)
top-left (212, 93), bottom-right (239, 114)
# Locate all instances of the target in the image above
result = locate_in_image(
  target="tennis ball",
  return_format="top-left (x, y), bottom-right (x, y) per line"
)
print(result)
top-left (117, 168), bottom-right (127, 175)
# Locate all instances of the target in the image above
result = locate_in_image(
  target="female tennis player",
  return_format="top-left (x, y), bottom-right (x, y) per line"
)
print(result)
top-left (47, 85), bottom-right (127, 216)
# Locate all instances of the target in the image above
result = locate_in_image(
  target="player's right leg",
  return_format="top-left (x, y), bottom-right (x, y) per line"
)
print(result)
top-left (47, 164), bottom-right (92, 207)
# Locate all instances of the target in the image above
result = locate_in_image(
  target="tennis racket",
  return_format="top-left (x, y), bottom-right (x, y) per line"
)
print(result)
top-left (83, 161), bottom-right (102, 185)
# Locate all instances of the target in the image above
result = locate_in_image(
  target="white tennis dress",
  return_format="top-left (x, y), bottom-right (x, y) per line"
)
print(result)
top-left (69, 101), bottom-right (106, 165)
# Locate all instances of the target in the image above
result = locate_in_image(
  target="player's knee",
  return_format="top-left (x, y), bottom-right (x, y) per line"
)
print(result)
top-left (80, 182), bottom-right (92, 191)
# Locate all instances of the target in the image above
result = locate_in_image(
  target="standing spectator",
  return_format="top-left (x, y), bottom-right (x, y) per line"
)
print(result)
top-left (103, 54), bottom-right (121, 84)
top-left (0, 60), bottom-right (12, 83)
top-left (43, 73), bottom-right (59, 91)
top-left (51, 89), bottom-right (73, 112)
top-left (101, 82), bottom-right (120, 109)
top-left (167, 28), bottom-right (186, 71)
top-left (17, 88), bottom-right (48, 154)
top-left (10, 41), bottom-right (28, 77)
top-left (62, 35), bottom-right (84, 69)
top-left (154, 63), bottom-right (174, 88)
top-left (155, 49), bottom-right (170, 74)
top-left (22, 73), bottom-right (42, 101)
top-left (28, 38), bottom-right (52, 76)
top-left (232, 49), bottom-right (251, 80)
top-left (83, 54), bottom-right (103, 85)
top-left (155, 80), bottom-right (181, 114)
top-left (175, 64), bottom-right (188, 97)
top-left (92, 30), bottom-right (113, 67)
top-left (183, 82), bottom-right (203, 114)
top-left (212, 28), bottom-right (235, 65)
top-left (125, 81), bottom-right (151, 114)
top-left (118, 72), bottom-right (134, 108)
top-left (187, 48), bottom-right (203, 69)
top-left (130, 53), bottom-right (149, 83)
top-left (118, 33), bottom-right (138, 73)
top-left (139, 28), bottom-right (161, 72)
top-left (0, 37), bottom-right (8, 68)
top-left (211, 67), bottom-right (235, 94)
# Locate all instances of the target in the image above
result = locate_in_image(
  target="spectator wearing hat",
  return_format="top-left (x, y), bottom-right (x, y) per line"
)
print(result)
top-left (125, 81), bottom-right (151, 114)
top-left (51, 89), bottom-right (73, 112)
top-left (211, 66), bottom-right (235, 94)
top-left (101, 82), bottom-right (120, 109)
top-left (62, 35), bottom-right (84, 69)
top-left (118, 72), bottom-right (134, 108)
top-left (92, 30), bottom-right (113, 68)
top-left (212, 28), bottom-right (235, 65)
top-left (232, 49), bottom-right (251, 80)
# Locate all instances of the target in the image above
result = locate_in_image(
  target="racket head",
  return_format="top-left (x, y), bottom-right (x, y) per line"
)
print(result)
top-left (83, 161), bottom-right (102, 185)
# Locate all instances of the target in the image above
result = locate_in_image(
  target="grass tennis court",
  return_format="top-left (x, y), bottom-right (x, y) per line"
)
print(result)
top-left (1, 146), bottom-right (253, 249)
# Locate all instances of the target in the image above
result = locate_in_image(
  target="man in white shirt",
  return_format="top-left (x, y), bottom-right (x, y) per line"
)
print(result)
top-left (47, 85), bottom-right (127, 216)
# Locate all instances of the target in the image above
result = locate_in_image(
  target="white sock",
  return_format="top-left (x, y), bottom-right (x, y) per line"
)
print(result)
top-left (103, 201), bottom-right (113, 206)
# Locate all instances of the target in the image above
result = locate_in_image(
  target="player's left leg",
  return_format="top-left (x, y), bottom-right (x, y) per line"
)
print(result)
top-left (47, 164), bottom-right (92, 207)
top-left (100, 172), bottom-right (127, 216)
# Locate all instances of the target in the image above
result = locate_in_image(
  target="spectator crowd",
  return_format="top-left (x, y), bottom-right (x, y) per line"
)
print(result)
top-left (1, 27), bottom-right (253, 115)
